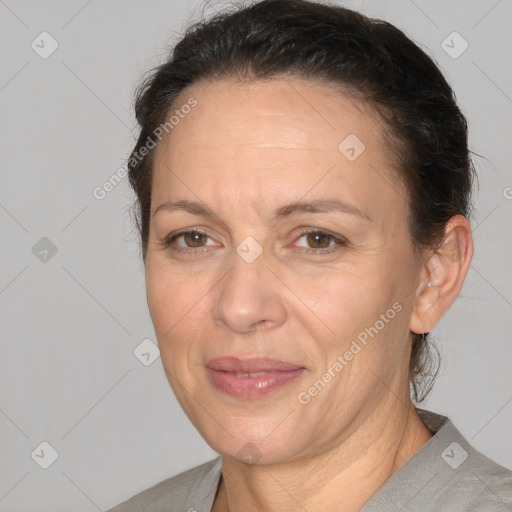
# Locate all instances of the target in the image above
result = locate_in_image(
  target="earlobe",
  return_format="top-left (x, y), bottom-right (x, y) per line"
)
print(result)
top-left (409, 215), bottom-right (473, 335)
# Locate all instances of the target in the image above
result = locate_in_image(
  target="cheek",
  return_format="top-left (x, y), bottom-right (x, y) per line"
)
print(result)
top-left (145, 259), bottom-right (219, 368)
top-left (289, 265), bottom-right (394, 336)
top-left (146, 262), bottom-right (200, 338)
top-left (145, 265), bottom-right (211, 404)
top-left (288, 266), bottom-right (408, 387)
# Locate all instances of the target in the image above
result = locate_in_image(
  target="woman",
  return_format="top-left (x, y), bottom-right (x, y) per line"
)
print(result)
top-left (108, 0), bottom-right (512, 510)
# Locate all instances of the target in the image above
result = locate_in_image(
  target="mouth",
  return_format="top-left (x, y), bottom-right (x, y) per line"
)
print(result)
top-left (206, 356), bottom-right (306, 399)
top-left (228, 371), bottom-right (271, 378)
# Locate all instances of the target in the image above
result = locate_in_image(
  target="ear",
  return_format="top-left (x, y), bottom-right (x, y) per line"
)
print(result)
top-left (409, 215), bottom-right (474, 335)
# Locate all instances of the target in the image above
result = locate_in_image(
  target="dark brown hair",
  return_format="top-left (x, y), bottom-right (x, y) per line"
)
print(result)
top-left (127, 0), bottom-right (475, 401)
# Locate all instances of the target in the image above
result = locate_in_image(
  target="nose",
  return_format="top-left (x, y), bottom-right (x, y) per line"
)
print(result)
top-left (212, 252), bottom-right (287, 334)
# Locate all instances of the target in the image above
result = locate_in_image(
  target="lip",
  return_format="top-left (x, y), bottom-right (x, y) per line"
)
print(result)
top-left (206, 357), bottom-right (305, 399)
top-left (207, 356), bottom-right (303, 373)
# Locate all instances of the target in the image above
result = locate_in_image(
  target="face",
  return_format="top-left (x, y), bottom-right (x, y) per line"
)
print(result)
top-left (145, 78), bottom-right (424, 464)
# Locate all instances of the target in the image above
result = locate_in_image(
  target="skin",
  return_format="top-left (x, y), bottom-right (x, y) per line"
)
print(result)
top-left (145, 77), bottom-right (473, 511)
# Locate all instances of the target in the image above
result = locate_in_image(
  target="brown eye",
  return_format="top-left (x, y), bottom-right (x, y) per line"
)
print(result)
top-left (182, 231), bottom-right (209, 247)
top-left (163, 230), bottom-right (214, 249)
top-left (293, 229), bottom-right (347, 255)
top-left (305, 231), bottom-right (333, 249)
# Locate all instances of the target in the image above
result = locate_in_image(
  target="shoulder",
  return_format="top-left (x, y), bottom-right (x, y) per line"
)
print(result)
top-left (105, 457), bottom-right (222, 512)
top-left (425, 409), bottom-right (512, 509)
top-left (444, 443), bottom-right (512, 510)
top-left (418, 409), bottom-right (512, 510)
top-left (364, 410), bottom-right (512, 511)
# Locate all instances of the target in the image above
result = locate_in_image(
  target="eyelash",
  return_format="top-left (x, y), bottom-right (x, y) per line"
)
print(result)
top-left (159, 228), bottom-right (347, 256)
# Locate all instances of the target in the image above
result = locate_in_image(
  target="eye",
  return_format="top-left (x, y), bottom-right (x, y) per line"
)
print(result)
top-left (161, 229), bottom-right (218, 252)
top-left (178, 231), bottom-right (210, 247)
top-left (293, 229), bottom-right (347, 255)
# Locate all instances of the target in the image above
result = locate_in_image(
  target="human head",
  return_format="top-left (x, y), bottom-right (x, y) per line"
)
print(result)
top-left (128, 0), bottom-right (474, 443)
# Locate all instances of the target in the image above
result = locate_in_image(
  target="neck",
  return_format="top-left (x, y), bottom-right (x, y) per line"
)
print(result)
top-left (212, 403), bottom-right (432, 512)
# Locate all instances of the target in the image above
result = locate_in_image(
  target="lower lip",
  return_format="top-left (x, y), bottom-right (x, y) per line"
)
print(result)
top-left (207, 368), bottom-right (305, 399)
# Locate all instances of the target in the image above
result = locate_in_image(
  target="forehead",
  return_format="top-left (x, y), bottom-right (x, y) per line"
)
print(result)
top-left (158, 77), bottom-right (385, 154)
top-left (151, 78), bottom-right (403, 219)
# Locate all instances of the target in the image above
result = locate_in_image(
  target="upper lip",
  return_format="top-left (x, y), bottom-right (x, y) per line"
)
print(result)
top-left (207, 356), bottom-right (304, 372)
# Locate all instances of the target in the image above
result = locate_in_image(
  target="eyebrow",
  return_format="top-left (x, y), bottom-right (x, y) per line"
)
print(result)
top-left (274, 198), bottom-right (372, 222)
top-left (153, 200), bottom-right (216, 218)
top-left (153, 198), bottom-right (372, 222)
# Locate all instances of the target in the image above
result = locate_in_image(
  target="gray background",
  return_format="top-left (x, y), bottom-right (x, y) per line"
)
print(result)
top-left (0, 0), bottom-right (511, 510)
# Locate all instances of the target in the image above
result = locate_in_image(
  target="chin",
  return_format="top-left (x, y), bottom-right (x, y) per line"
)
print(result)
top-left (196, 414), bottom-right (309, 466)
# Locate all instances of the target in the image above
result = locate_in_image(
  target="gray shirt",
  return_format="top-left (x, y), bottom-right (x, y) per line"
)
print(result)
top-left (107, 409), bottom-right (512, 511)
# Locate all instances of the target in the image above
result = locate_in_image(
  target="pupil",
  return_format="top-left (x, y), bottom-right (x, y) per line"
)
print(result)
top-left (185, 232), bottom-right (206, 247)
top-left (307, 232), bottom-right (330, 248)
